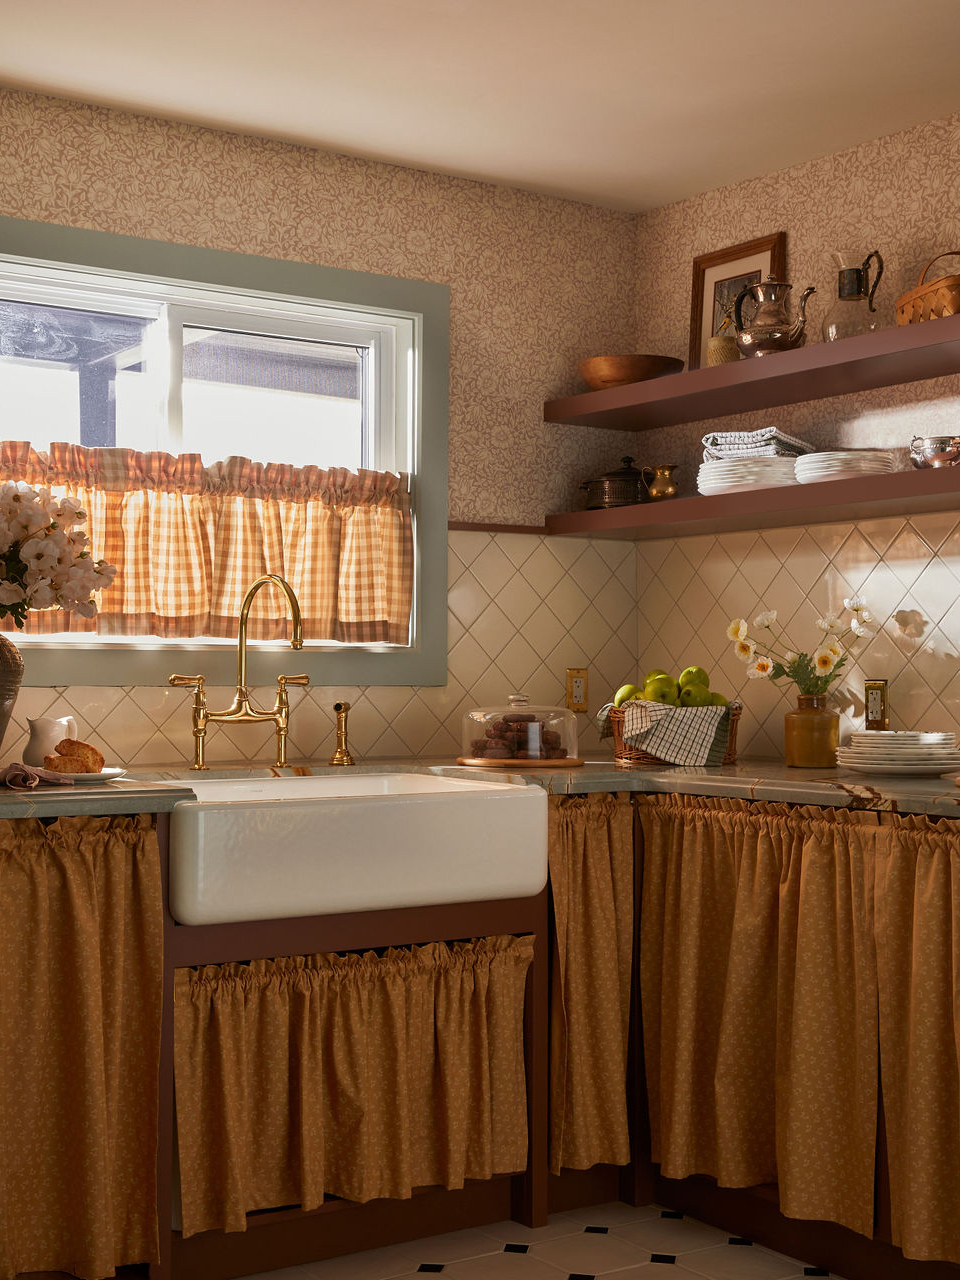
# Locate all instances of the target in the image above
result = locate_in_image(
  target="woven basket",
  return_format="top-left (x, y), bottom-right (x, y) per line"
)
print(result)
top-left (609, 703), bottom-right (741, 768)
top-left (896, 252), bottom-right (960, 325)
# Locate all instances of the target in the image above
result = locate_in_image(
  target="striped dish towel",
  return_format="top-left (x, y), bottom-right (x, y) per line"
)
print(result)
top-left (702, 426), bottom-right (814, 459)
top-left (598, 700), bottom-right (736, 766)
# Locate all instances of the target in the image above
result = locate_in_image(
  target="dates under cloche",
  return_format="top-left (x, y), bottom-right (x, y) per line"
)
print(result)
top-left (457, 691), bottom-right (582, 769)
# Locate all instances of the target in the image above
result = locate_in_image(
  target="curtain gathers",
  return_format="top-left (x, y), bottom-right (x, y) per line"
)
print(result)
top-left (173, 935), bottom-right (533, 1238)
top-left (0, 441), bottom-right (414, 643)
top-left (0, 815), bottom-right (163, 1280)
top-left (638, 795), bottom-right (960, 1265)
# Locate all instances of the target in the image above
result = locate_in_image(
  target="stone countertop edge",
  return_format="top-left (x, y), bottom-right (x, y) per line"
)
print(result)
top-left (2, 758), bottom-right (959, 820)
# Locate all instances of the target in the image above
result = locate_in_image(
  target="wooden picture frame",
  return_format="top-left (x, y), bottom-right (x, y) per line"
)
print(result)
top-left (688, 232), bottom-right (786, 370)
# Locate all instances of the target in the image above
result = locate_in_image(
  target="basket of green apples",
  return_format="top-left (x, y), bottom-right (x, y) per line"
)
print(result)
top-left (609, 666), bottom-right (740, 765)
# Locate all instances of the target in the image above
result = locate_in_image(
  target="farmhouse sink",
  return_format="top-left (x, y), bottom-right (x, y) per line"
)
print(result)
top-left (168, 771), bottom-right (548, 925)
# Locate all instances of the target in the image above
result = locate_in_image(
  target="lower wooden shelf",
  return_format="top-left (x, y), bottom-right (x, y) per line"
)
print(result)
top-left (545, 465), bottom-right (960, 540)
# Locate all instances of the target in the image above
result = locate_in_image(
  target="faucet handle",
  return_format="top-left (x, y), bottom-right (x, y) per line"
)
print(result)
top-left (169, 673), bottom-right (205, 691)
top-left (278, 674), bottom-right (310, 687)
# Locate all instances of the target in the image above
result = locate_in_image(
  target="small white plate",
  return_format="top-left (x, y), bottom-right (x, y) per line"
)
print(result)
top-left (50, 767), bottom-right (127, 784)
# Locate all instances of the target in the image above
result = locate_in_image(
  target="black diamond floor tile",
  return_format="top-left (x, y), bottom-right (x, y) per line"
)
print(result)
top-left (504, 1242), bottom-right (529, 1254)
top-left (660, 1209), bottom-right (685, 1219)
top-left (583, 1225), bottom-right (609, 1234)
top-left (418, 1267), bottom-right (444, 1274)
top-left (651, 1253), bottom-right (677, 1264)
top-left (729, 1236), bottom-right (753, 1246)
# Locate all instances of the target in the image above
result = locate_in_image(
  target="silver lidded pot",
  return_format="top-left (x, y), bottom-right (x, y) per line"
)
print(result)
top-left (910, 435), bottom-right (960, 468)
top-left (580, 456), bottom-right (646, 509)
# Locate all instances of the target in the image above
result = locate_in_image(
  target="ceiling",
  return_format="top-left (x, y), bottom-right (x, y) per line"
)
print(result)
top-left (3, 0), bottom-right (960, 212)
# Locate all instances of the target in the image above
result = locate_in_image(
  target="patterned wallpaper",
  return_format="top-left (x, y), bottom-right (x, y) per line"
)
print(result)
top-left (632, 108), bottom-right (960, 756)
top-left (0, 88), bottom-right (640, 526)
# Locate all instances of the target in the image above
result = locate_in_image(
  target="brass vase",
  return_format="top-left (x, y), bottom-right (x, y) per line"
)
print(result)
top-left (0, 634), bottom-right (24, 754)
top-left (783, 693), bottom-right (839, 768)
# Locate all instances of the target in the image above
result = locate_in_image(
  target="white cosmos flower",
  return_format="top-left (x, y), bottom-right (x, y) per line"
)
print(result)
top-left (851, 618), bottom-right (875, 638)
top-left (814, 645), bottom-right (838, 673)
top-left (753, 610), bottom-right (777, 628)
top-left (816, 614), bottom-right (844, 633)
top-left (735, 638), bottom-right (756, 662)
top-left (726, 618), bottom-right (748, 642)
top-left (843, 595), bottom-right (868, 613)
top-left (747, 655), bottom-right (774, 679)
top-left (826, 637), bottom-right (843, 659)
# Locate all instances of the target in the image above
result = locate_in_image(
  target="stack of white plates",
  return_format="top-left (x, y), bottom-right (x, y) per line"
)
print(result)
top-left (838, 730), bottom-right (960, 776)
top-left (698, 457), bottom-right (800, 496)
top-left (795, 450), bottom-right (895, 485)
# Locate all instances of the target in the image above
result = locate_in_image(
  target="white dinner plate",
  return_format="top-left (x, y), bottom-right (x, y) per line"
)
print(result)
top-left (838, 754), bottom-right (960, 766)
top-left (801, 451), bottom-right (894, 462)
top-left (840, 761), bottom-right (960, 776)
top-left (48, 766), bottom-right (127, 784)
top-left (849, 731), bottom-right (954, 741)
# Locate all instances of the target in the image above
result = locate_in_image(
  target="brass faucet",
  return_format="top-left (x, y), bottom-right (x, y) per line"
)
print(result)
top-left (329, 700), bottom-right (355, 766)
top-left (169, 574), bottom-right (310, 770)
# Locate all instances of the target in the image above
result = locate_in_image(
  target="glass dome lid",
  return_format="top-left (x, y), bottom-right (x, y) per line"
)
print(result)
top-left (458, 691), bottom-right (581, 769)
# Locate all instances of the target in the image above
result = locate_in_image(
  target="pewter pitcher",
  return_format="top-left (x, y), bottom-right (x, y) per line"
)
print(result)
top-left (734, 275), bottom-right (816, 357)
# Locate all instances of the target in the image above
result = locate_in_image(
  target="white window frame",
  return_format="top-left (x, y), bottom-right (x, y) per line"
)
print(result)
top-left (0, 216), bottom-right (449, 687)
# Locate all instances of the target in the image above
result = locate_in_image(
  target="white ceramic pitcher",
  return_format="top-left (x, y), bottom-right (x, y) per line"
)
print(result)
top-left (24, 715), bottom-right (77, 766)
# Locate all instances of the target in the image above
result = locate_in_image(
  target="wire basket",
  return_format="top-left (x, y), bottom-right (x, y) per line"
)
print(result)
top-left (609, 703), bottom-right (741, 768)
top-left (896, 252), bottom-right (960, 325)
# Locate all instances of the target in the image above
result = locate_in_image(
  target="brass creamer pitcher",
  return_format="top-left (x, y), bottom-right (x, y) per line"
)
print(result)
top-left (641, 463), bottom-right (679, 501)
top-left (734, 275), bottom-right (815, 357)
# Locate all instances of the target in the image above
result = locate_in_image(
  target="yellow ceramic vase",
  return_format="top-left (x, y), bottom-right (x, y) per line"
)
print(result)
top-left (783, 694), bottom-right (839, 768)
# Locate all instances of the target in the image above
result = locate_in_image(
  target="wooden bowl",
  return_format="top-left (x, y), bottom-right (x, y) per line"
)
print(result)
top-left (578, 354), bottom-right (684, 390)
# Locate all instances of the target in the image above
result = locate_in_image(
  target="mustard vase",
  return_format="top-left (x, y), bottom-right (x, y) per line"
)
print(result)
top-left (784, 694), bottom-right (839, 768)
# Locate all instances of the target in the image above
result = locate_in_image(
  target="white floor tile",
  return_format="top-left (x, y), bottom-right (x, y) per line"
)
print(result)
top-left (477, 1214), bottom-right (585, 1245)
top-left (528, 1229), bottom-right (649, 1274)
top-left (406, 1227), bottom-right (504, 1265)
top-left (559, 1201), bottom-right (665, 1228)
top-left (444, 1249), bottom-right (572, 1278)
top-left (681, 1242), bottom-right (803, 1280)
top-left (300, 1243), bottom-right (421, 1280)
top-left (612, 1215), bottom-right (731, 1257)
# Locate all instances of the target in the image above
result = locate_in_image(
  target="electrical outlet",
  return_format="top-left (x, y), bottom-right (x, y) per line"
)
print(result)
top-left (565, 667), bottom-right (588, 712)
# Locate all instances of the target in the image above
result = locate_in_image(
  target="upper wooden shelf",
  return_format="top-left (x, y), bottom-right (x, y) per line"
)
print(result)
top-left (544, 313), bottom-right (960, 432)
top-left (545, 464), bottom-right (960, 541)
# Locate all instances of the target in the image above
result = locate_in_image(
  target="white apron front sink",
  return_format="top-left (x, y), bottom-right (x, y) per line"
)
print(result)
top-left (168, 771), bottom-right (548, 924)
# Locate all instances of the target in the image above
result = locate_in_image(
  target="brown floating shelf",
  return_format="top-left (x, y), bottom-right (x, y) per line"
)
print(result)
top-left (546, 466), bottom-right (960, 540)
top-left (544, 313), bottom-right (960, 432)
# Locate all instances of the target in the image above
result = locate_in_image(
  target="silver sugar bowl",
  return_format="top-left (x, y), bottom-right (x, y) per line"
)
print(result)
top-left (910, 435), bottom-right (960, 468)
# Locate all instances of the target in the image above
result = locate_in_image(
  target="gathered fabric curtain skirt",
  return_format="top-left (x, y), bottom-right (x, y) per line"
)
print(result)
top-left (173, 934), bottom-right (534, 1238)
top-left (637, 794), bottom-right (960, 1265)
top-left (548, 792), bottom-right (633, 1173)
top-left (0, 814), bottom-right (163, 1280)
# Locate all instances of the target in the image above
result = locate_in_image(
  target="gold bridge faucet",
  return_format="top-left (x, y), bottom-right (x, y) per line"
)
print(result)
top-left (169, 574), bottom-right (310, 770)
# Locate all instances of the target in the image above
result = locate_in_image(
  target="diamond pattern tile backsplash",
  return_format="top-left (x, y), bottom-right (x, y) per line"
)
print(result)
top-left (637, 511), bottom-right (960, 758)
top-left (1, 530), bottom-right (639, 770)
top-left (9, 514), bottom-right (960, 769)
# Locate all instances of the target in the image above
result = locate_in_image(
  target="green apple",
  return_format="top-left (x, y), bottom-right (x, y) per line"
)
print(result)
top-left (679, 683), bottom-right (712, 707)
top-left (709, 692), bottom-right (729, 706)
top-left (679, 665), bottom-right (710, 690)
top-left (613, 683), bottom-right (641, 708)
top-left (645, 668), bottom-right (669, 685)
top-left (644, 674), bottom-right (678, 704)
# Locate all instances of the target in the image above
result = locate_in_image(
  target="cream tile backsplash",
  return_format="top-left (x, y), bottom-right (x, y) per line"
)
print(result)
top-left (8, 513), bottom-right (960, 768)
top-left (1, 531), bottom-right (638, 770)
top-left (638, 513), bottom-right (960, 759)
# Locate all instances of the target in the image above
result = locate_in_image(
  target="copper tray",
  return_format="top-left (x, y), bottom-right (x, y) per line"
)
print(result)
top-left (456, 757), bottom-right (584, 769)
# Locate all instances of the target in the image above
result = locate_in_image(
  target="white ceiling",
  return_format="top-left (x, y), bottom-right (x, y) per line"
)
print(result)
top-left (3, 0), bottom-right (960, 212)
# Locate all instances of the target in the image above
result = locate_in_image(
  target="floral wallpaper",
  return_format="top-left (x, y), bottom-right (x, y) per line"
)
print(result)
top-left (632, 109), bottom-right (960, 495)
top-left (0, 87), bottom-right (640, 526)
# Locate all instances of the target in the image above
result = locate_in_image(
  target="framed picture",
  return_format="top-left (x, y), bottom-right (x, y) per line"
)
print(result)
top-left (688, 232), bottom-right (786, 370)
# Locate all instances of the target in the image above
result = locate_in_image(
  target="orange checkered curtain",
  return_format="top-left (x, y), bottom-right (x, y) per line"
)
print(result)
top-left (0, 442), bottom-right (413, 643)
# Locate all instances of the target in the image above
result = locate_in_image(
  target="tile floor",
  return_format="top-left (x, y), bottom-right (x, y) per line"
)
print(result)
top-left (244, 1203), bottom-right (835, 1280)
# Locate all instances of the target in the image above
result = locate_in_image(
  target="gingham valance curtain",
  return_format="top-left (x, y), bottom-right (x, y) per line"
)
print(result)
top-left (0, 442), bottom-right (413, 643)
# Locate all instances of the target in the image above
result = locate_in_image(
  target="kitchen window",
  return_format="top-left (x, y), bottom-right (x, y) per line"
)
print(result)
top-left (0, 217), bottom-right (449, 686)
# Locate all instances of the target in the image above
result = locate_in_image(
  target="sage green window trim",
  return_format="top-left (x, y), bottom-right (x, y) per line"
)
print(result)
top-left (0, 216), bottom-right (449, 688)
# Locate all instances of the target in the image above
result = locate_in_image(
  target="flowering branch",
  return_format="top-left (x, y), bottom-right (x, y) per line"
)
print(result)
top-left (0, 483), bottom-right (116, 628)
top-left (726, 597), bottom-right (874, 697)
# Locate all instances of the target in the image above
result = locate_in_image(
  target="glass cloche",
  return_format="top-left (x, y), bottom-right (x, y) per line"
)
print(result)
top-left (458, 692), bottom-right (581, 768)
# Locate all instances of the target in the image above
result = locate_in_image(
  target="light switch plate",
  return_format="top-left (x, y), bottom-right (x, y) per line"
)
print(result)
top-left (565, 667), bottom-right (588, 712)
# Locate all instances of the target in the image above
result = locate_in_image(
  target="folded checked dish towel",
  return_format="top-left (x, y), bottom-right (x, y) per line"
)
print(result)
top-left (0, 763), bottom-right (76, 789)
top-left (598, 699), bottom-right (737, 766)
top-left (701, 426), bottom-right (814, 459)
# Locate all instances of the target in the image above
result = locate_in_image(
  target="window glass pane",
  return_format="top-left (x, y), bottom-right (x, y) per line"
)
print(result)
top-left (0, 298), bottom-right (155, 450)
top-left (181, 327), bottom-right (364, 469)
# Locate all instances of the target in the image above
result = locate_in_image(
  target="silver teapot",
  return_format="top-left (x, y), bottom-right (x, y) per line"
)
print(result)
top-left (734, 275), bottom-right (816, 357)
top-left (910, 435), bottom-right (960, 468)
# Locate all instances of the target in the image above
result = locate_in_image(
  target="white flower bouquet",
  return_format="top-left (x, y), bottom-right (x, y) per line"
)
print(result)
top-left (726, 597), bottom-right (873, 696)
top-left (0, 482), bottom-right (116, 627)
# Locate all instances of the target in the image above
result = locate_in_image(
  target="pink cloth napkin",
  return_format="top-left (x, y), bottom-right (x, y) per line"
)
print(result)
top-left (0, 763), bottom-right (75, 789)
